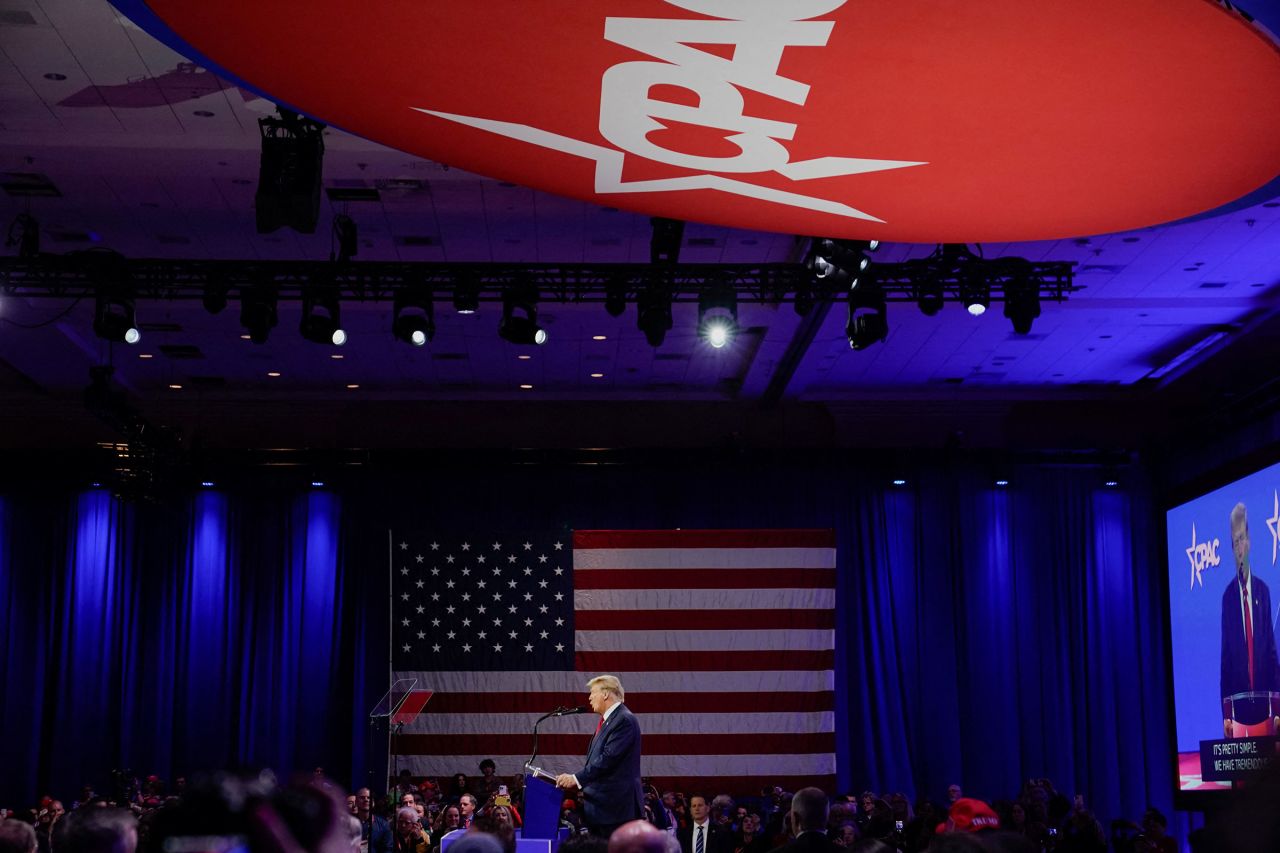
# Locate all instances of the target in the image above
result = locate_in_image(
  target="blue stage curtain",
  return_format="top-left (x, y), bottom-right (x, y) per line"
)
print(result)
top-left (0, 487), bottom-right (361, 802)
top-left (837, 465), bottom-right (1171, 822)
top-left (0, 458), bottom-right (1177, 840)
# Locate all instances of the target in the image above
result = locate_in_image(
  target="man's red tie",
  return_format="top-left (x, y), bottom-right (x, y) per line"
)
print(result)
top-left (1245, 584), bottom-right (1255, 690)
top-left (595, 716), bottom-right (604, 735)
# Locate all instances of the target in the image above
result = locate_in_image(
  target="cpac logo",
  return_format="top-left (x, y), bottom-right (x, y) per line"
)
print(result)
top-left (1186, 523), bottom-right (1221, 590)
top-left (417, 0), bottom-right (925, 222)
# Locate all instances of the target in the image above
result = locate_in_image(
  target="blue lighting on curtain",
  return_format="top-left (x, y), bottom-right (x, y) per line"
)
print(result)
top-left (0, 461), bottom-right (1184, 846)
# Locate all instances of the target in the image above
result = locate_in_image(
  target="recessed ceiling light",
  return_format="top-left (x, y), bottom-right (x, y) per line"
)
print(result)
top-left (168, 384), bottom-right (183, 390)
top-left (346, 384), bottom-right (360, 389)
top-left (138, 353), bottom-right (153, 359)
top-left (517, 354), bottom-right (532, 360)
top-left (590, 373), bottom-right (604, 378)
top-left (193, 110), bottom-right (215, 117)
top-left (43, 72), bottom-right (67, 81)
top-left (267, 371), bottom-right (281, 377)
top-left (592, 335), bottom-right (607, 341)
top-left (330, 353), bottom-right (344, 359)
top-left (519, 384), bottom-right (533, 390)
top-left (240, 334), bottom-right (252, 340)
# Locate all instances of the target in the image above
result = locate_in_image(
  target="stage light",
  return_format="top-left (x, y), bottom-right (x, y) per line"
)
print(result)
top-left (332, 213), bottom-right (358, 263)
top-left (393, 289), bottom-right (435, 346)
top-left (255, 110), bottom-right (325, 234)
top-left (1003, 275), bottom-right (1041, 334)
top-left (604, 274), bottom-right (628, 317)
top-left (330, 212), bottom-right (360, 262)
top-left (93, 289), bottom-right (141, 345)
top-left (240, 281), bottom-right (278, 344)
top-left (202, 271), bottom-right (229, 315)
top-left (650, 217), bottom-right (685, 265)
top-left (804, 238), bottom-right (880, 303)
top-left (453, 273), bottom-right (480, 314)
top-left (793, 284), bottom-right (815, 316)
top-left (892, 479), bottom-right (907, 486)
top-left (846, 277), bottom-right (888, 350)
top-left (995, 479), bottom-right (1010, 487)
top-left (5, 212), bottom-right (39, 257)
top-left (916, 278), bottom-right (945, 316)
top-left (300, 281), bottom-right (345, 345)
top-left (498, 284), bottom-right (547, 345)
top-left (698, 283), bottom-right (738, 349)
top-left (636, 284), bottom-right (672, 347)
top-left (961, 267), bottom-right (990, 316)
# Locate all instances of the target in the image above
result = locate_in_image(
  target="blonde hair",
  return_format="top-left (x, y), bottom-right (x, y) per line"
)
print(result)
top-left (1231, 502), bottom-right (1247, 531)
top-left (587, 674), bottom-right (624, 702)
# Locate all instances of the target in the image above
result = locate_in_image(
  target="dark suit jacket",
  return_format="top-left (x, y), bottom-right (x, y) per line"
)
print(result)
top-left (765, 831), bottom-right (842, 853)
top-left (678, 822), bottom-right (733, 853)
top-left (365, 816), bottom-right (394, 853)
top-left (576, 702), bottom-right (643, 827)
top-left (1220, 573), bottom-right (1280, 702)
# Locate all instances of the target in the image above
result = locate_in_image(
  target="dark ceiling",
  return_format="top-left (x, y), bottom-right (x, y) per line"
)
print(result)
top-left (0, 0), bottom-right (1277, 453)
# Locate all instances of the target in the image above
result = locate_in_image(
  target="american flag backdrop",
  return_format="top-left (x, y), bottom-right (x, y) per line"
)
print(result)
top-left (389, 529), bottom-right (836, 794)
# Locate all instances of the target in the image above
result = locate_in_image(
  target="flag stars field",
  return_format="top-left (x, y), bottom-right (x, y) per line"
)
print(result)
top-left (389, 528), bottom-right (837, 791)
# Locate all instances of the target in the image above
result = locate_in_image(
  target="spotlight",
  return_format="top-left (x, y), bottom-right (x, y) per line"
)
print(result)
top-left (240, 281), bottom-right (278, 344)
top-left (916, 278), bottom-right (945, 316)
top-left (604, 274), bottom-right (628, 317)
top-left (636, 284), bottom-right (673, 347)
top-left (650, 217), bottom-right (685, 265)
top-left (453, 273), bottom-right (480, 314)
top-left (5, 212), bottom-right (39, 258)
top-left (255, 109), bottom-right (325, 234)
top-left (498, 284), bottom-right (547, 345)
top-left (202, 271), bottom-right (229, 315)
top-left (793, 285), bottom-right (815, 317)
top-left (1003, 274), bottom-right (1041, 334)
top-left (393, 289), bottom-right (435, 346)
top-left (804, 238), bottom-right (876, 288)
top-left (697, 283), bottom-right (738, 349)
top-left (846, 277), bottom-right (888, 350)
top-left (332, 213), bottom-right (358, 263)
top-left (961, 267), bottom-right (990, 316)
top-left (93, 288), bottom-right (140, 345)
top-left (300, 281), bottom-right (345, 345)
top-left (701, 284), bottom-right (742, 348)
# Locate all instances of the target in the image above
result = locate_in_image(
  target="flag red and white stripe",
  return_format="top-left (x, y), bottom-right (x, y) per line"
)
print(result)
top-left (392, 529), bottom-right (836, 795)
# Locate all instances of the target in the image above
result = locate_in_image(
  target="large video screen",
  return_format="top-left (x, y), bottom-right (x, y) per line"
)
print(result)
top-left (1167, 461), bottom-right (1280, 792)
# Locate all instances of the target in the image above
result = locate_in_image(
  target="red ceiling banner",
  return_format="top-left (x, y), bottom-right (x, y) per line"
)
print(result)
top-left (139, 0), bottom-right (1280, 242)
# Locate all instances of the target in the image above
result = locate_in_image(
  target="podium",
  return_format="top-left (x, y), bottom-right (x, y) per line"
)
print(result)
top-left (1223, 690), bottom-right (1280, 737)
top-left (441, 771), bottom-right (568, 853)
top-left (367, 678), bottom-right (433, 794)
top-left (521, 769), bottom-right (564, 840)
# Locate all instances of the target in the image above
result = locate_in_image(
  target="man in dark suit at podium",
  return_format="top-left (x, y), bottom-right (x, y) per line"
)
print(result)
top-left (556, 674), bottom-right (643, 838)
top-left (765, 789), bottom-right (840, 853)
top-left (1221, 502), bottom-right (1280, 736)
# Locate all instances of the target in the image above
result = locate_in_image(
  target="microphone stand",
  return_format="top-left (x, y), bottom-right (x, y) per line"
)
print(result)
top-left (527, 707), bottom-right (564, 768)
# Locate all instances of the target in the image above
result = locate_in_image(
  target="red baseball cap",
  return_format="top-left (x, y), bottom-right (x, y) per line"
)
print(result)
top-left (936, 798), bottom-right (1001, 834)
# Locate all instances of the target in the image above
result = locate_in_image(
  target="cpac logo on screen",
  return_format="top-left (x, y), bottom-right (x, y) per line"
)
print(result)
top-left (416, 0), bottom-right (925, 222)
top-left (1186, 523), bottom-right (1221, 589)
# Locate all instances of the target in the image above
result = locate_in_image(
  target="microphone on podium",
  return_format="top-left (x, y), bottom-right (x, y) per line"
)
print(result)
top-left (552, 705), bottom-right (590, 716)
